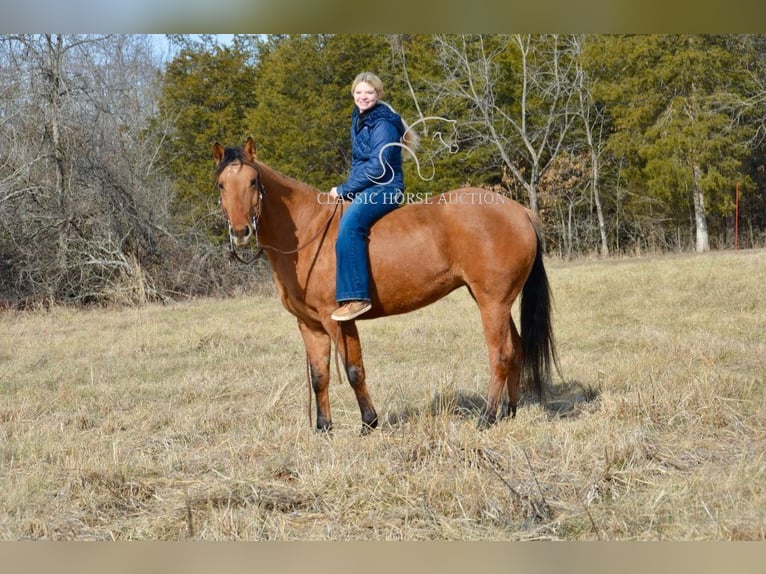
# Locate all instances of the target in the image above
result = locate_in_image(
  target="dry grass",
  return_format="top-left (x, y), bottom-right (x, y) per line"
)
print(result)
top-left (0, 249), bottom-right (764, 540)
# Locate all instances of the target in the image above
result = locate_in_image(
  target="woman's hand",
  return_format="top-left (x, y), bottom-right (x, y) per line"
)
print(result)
top-left (329, 187), bottom-right (342, 202)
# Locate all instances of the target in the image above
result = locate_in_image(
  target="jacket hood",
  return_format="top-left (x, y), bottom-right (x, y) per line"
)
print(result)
top-left (355, 102), bottom-right (405, 136)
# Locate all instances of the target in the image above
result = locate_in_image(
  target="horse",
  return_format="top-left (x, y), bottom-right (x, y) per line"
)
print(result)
top-left (213, 137), bottom-right (558, 433)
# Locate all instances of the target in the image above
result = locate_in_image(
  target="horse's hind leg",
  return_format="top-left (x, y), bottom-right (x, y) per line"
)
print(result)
top-left (499, 318), bottom-right (523, 420)
top-left (298, 321), bottom-right (333, 432)
top-left (476, 300), bottom-right (515, 427)
top-left (325, 319), bottom-right (378, 434)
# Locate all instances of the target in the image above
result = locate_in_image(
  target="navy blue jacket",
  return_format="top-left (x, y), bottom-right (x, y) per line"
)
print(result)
top-left (336, 102), bottom-right (406, 200)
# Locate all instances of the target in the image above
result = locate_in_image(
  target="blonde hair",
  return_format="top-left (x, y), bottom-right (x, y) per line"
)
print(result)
top-left (351, 71), bottom-right (419, 155)
top-left (351, 71), bottom-right (384, 98)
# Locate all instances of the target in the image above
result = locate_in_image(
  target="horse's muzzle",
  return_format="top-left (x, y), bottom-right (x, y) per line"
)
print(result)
top-left (229, 224), bottom-right (254, 247)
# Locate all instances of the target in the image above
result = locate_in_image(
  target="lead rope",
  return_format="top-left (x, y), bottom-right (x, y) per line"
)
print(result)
top-left (219, 163), bottom-right (346, 430)
top-left (333, 326), bottom-right (345, 396)
top-left (227, 203), bottom-right (339, 262)
top-left (305, 354), bottom-right (313, 429)
top-left (222, 176), bottom-right (346, 430)
top-left (264, 201), bottom-right (345, 431)
top-left (253, 200), bottom-right (340, 256)
top-left (270, 200), bottom-right (342, 431)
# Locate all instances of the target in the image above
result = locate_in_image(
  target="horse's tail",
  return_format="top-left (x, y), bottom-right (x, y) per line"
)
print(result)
top-left (519, 215), bottom-right (560, 403)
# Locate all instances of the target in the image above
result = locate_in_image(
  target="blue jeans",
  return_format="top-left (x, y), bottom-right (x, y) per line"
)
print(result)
top-left (335, 186), bottom-right (403, 302)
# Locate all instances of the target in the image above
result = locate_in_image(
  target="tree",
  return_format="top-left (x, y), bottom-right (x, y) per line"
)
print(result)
top-left (593, 35), bottom-right (755, 252)
top-left (0, 34), bottom-right (174, 305)
top-left (572, 35), bottom-right (610, 256)
top-left (385, 34), bottom-right (474, 198)
top-left (246, 34), bottom-right (396, 192)
top-left (154, 37), bottom-right (260, 232)
top-left (427, 34), bottom-right (577, 213)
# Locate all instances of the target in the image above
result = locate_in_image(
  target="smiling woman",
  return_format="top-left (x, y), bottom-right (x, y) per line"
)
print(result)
top-left (329, 72), bottom-right (412, 321)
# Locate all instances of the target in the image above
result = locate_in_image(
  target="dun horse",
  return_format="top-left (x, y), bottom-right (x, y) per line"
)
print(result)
top-left (214, 137), bottom-right (558, 433)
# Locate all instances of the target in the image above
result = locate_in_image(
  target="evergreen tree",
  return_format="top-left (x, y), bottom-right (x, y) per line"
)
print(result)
top-left (592, 35), bottom-right (755, 251)
top-left (246, 34), bottom-right (396, 192)
top-left (154, 39), bottom-right (259, 232)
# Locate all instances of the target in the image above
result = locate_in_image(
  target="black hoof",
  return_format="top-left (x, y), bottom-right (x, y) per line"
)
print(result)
top-left (499, 402), bottom-right (518, 421)
top-left (477, 412), bottom-right (496, 430)
top-left (316, 420), bottom-right (333, 433)
top-left (361, 415), bottom-right (378, 436)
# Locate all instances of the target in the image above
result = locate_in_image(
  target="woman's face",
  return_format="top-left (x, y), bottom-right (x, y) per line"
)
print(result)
top-left (353, 81), bottom-right (380, 112)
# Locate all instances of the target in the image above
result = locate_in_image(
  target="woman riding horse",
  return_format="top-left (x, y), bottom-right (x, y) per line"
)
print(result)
top-left (329, 72), bottom-right (418, 322)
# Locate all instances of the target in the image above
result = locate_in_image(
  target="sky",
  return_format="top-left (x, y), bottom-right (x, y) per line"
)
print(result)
top-left (2, 1), bottom-right (765, 35)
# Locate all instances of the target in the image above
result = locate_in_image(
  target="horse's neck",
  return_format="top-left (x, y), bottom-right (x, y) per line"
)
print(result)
top-left (257, 162), bottom-right (324, 245)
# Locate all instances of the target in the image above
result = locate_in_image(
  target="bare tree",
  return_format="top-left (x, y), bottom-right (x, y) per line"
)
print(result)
top-left (0, 34), bottom-right (173, 305)
top-left (571, 35), bottom-right (609, 256)
top-left (431, 34), bottom-right (577, 213)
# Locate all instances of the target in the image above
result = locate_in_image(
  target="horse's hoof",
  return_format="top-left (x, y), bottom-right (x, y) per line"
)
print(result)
top-left (360, 416), bottom-right (378, 436)
top-left (476, 413), bottom-right (496, 430)
top-left (316, 420), bottom-right (333, 434)
top-left (499, 402), bottom-right (518, 421)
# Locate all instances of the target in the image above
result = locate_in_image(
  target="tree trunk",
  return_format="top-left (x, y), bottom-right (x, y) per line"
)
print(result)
top-left (692, 163), bottom-right (710, 252)
top-left (591, 147), bottom-right (609, 256)
top-left (573, 35), bottom-right (609, 256)
top-left (43, 34), bottom-right (67, 203)
top-left (430, 34), bottom-right (574, 215)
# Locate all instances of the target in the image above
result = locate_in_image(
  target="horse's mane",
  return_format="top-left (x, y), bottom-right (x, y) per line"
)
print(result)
top-left (255, 158), bottom-right (321, 196)
top-left (215, 146), bottom-right (252, 178)
top-left (217, 145), bottom-right (321, 196)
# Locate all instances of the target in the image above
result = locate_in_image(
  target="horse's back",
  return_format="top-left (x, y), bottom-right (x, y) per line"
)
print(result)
top-left (375, 187), bottom-right (536, 254)
top-left (366, 188), bottom-right (538, 314)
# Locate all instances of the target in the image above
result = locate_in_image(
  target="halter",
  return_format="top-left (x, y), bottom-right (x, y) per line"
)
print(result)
top-left (226, 200), bottom-right (262, 264)
top-left (217, 159), bottom-right (265, 264)
top-left (218, 160), bottom-right (340, 264)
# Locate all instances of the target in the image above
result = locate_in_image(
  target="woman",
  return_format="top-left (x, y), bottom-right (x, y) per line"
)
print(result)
top-left (329, 72), bottom-right (416, 322)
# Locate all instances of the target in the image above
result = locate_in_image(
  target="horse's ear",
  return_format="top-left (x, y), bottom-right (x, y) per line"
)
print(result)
top-left (244, 137), bottom-right (257, 162)
top-left (212, 142), bottom-right (225, 163)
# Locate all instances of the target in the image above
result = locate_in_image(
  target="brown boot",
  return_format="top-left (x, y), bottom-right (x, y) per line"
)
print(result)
top-left (331, 300), bottom-right (372, 321)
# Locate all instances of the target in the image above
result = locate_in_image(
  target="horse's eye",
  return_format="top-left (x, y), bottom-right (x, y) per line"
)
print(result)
top-left (251, 179), bottom-right (258, 188)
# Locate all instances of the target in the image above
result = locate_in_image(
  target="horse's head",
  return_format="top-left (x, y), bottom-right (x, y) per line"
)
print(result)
top-left (213, 136), bottom-right (263, 248)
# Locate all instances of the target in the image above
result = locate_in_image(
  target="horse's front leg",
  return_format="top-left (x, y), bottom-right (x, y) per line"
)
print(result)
top-left (325, 319), bottom-right (378, 434)
top-left (297, 320), bottom-right (333, 432)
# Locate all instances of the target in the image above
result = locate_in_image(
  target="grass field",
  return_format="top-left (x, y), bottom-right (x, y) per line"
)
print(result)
top-left (0, 249), bottom-right (764, 540)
